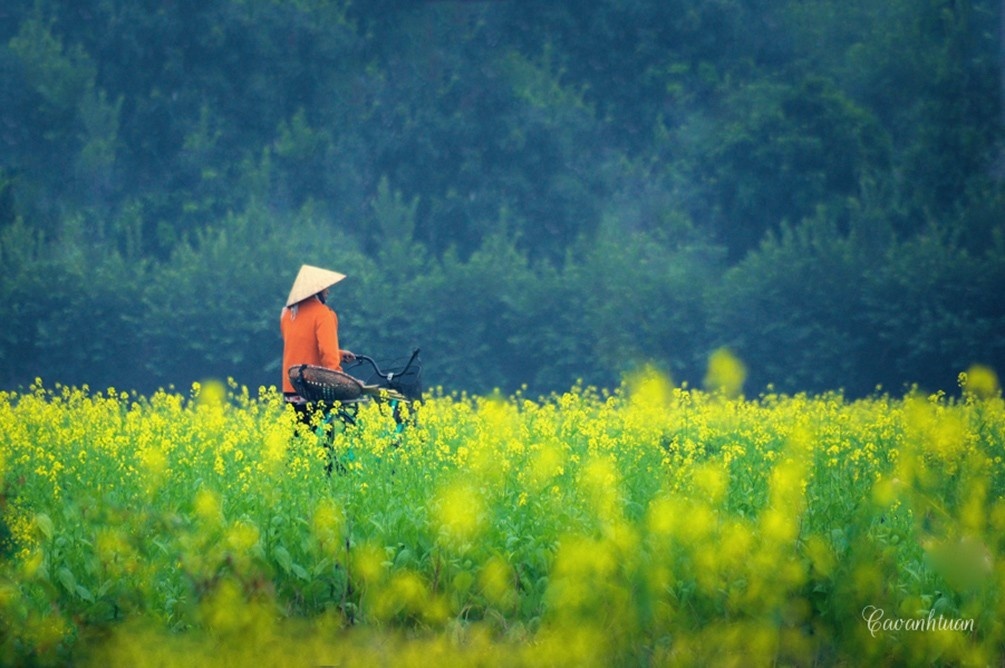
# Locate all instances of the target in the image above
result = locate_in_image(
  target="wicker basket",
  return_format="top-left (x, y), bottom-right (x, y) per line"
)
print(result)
top-left (288, 365), bottom-right (365, 403)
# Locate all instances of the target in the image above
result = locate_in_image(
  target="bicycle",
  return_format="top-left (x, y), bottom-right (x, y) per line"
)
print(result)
top-left (286, 349), bottom-right (422, 473)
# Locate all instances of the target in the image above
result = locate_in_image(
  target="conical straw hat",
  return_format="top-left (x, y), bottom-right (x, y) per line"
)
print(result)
top-left (285, 264), bottom-right (346, 306)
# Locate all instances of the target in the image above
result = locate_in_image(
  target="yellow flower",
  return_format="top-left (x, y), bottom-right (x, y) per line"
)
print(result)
top-left (703, 348), bottom-right (747, 398)
top-left (480, 556), bottom-right (518, 611)
top-left (194, 488), bottom-right (224, 526)
top-left (960, 364), bottom-right (1000, 399)
top-left (311, 497), bottom-right (343, 551)
top-left (431, 481), bottom-right (484, 543)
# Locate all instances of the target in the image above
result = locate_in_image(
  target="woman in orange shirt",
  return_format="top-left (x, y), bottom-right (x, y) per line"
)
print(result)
top-left (280, 264), bottom-right (355, 404)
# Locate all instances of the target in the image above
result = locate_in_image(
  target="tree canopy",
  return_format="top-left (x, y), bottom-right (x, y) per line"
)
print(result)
top-left (1, 0), bottom-right (1003, 397)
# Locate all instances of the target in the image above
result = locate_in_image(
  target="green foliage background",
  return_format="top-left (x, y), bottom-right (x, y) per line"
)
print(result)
top-left (1, 0), bottom-right (1003, 396)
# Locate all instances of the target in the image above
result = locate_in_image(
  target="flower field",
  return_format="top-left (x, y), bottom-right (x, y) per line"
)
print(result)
top-left (1, 363), bottom-right (1004, 666)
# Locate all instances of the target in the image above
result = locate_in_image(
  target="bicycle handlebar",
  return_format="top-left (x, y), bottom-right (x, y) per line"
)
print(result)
top-left (346, 348), bottom-right (420, 378)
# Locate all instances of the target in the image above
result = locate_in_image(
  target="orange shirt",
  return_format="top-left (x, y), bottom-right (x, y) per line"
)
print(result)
top-left (280, 297), bottom-right (344, 393)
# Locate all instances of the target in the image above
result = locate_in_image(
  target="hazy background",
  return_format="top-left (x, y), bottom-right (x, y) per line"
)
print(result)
top-left (1, 0), bottom-right (1003, 398)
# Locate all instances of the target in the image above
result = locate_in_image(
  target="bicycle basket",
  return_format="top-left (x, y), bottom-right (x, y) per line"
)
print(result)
top-left (288, 364), bottom-right (365, 403)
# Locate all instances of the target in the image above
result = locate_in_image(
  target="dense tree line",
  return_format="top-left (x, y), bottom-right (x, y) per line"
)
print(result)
top-left (1, 0), bottom-right (1003, 397)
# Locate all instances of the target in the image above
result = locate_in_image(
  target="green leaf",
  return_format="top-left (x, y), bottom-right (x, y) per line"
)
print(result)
top-left (76, 585), bottom-right (95, 603)
top-left (312, 558), bottom-right (332, 578)
top-left (57, 566), bottom-right (76, 593)
top-left (35, 513), bottom-right (55, 541)
top-left (273, 545), bottom-right (292, 574)
top-left (394, 548), bottom-right (413, 568)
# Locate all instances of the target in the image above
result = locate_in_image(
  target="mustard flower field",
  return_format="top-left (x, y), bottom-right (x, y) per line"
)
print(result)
top-left (1, 363), bottom-right (1004, 666)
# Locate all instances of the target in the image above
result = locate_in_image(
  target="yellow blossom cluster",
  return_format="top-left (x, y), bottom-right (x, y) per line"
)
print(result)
top-left (0, 365), bottom-right (1003, 666)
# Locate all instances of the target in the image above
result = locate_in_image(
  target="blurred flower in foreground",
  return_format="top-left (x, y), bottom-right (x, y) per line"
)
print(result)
top-left (704, 348), bottom-right (747, 398)
top-left (959, 365), bottom-right (1000, 399)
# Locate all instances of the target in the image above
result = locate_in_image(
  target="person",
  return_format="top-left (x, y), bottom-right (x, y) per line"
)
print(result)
top-left (280, 264), bottom-right (355, 412)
